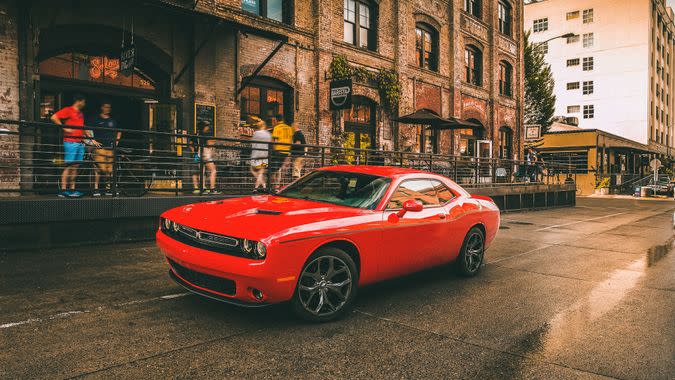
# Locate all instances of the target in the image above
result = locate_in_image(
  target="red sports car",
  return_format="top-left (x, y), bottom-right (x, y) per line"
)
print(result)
top-left (156, 166), bottom-right (500, 322)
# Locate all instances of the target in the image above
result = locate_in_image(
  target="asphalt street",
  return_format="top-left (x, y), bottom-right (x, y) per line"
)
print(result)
top-left (1, 197), bottom-right (674, 379)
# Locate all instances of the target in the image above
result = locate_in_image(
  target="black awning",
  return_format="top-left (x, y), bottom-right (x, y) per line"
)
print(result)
top-left (395, 109), bottom-right (481, 129)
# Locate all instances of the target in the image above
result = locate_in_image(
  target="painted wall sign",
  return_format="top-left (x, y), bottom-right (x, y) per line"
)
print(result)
top-left (194, 103), bottom-right (216, 136)
top-left (330, 79), bottom-right (353, 110)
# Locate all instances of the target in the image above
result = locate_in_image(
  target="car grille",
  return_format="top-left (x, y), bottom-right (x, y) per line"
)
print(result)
top-left (161, 223), bottom-right (249, 258)
top-left (168, 259), bottom-right (236, 296)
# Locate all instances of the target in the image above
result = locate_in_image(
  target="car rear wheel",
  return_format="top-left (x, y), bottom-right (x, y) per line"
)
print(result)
top-left (291, 247), bottom-right (358, 322)
top-left (456, 227), bottom-right (485, 277)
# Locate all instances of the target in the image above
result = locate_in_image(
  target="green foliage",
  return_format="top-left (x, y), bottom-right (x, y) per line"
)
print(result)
top-left (524, 31), bottom-right (556, 132)
top-left (329, 55), bottom-right (401, 115)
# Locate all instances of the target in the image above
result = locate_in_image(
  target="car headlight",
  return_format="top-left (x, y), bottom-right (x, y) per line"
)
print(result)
top-left (162, 218), bottom-right (172, 231)
top-left (242, 239), bottom-right (254, 253)
top-left (254, 241), bottom-right (267, 259)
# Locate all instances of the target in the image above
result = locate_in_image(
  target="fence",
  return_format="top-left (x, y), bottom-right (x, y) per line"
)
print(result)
top-left (0, 119), bottom-right (576, 197)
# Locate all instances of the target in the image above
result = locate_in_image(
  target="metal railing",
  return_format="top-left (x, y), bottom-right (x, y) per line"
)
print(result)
top-left (0, 119), bottom-right (576, 197)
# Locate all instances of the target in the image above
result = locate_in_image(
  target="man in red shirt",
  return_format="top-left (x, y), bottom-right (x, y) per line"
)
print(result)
top-left (51, 94), bottom-right (89, 197)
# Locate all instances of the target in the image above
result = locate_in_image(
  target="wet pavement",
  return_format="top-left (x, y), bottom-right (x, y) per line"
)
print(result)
top-left (1, 197), bottom-right (674, 379)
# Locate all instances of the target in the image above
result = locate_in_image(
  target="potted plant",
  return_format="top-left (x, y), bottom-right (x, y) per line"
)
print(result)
top-left (595, 177), bottom-right (610, 195)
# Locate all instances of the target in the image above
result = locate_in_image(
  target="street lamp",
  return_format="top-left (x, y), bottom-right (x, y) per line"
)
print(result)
top-left (534, 33), bottom-right (578, 46)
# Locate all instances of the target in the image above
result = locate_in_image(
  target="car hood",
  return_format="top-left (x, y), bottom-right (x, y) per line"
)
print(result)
top-left (162, 195), bottom-right (375, 241)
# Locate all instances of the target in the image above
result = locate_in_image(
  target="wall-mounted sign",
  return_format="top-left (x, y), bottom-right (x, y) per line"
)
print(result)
top-left (120, 44), bottom-right (136, 76)
top-left (525, 124), bottom-right (542, 140)
top-left (330, 79), bottom-right (353, 110)
top-left (194, 103), bottom-right (216, 136)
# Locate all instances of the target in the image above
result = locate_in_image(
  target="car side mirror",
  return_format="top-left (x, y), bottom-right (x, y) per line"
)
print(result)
top-left (396, 199), bottom-right (423, 218)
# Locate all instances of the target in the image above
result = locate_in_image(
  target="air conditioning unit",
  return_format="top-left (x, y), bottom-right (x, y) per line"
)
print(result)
top-left (566, 117), bottom-right (579, 126)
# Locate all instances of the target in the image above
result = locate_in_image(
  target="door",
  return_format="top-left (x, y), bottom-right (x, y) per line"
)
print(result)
top-left (378, 179), bottom-right (450, 280)
top-left (476, 139), bottom-right (493, 183)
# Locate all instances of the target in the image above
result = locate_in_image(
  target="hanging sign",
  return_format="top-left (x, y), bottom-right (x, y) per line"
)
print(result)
top-left (525, 124), bottom-right (542, 141)
top-left (329, 79), bottom-right (353, 110)
top-left (120, 44), bottom-right (136, 76)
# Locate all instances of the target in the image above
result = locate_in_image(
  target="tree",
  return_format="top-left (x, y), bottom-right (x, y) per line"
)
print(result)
top-left (524, 30), bottom-right (556, 132)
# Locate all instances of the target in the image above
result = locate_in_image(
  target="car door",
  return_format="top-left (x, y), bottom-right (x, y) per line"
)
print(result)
top-left (432, 180), bottom-right (466, 262)
top-left (378, 178), bottom-right (449, 280)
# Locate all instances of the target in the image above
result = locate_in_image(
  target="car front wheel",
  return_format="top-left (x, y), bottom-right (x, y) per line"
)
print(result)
top-left (291, 247), bottom-right (358, 322)
top-left (456, 227), bottom-right (485, 277)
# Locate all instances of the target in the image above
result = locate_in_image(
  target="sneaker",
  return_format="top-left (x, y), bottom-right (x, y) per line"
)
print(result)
top-left (192, 189), bottom-right (201, 195)
top-left (210, 190), bottom-right (221, 194)
top-left (57, 191), bottom-right (70, 198)
top-left (203, 189), bottom-right (211, 195)
top-left (69, 191), bottom-right (84, 198)
top-left (105, 190), bottom-right (114, 196)
top-left (93, 191), bottom-right (102, 197)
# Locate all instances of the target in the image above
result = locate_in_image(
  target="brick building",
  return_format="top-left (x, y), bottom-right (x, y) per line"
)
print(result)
top-left (0, 0), bottom-right (523, 190)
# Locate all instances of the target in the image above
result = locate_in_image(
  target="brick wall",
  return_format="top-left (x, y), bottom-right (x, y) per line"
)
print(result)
top-left (0, 0), bottom-right (19, 192)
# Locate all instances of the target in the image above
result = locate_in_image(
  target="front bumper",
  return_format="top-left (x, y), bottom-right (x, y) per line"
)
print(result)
top-left (156, 230), bottom-right (298, 305)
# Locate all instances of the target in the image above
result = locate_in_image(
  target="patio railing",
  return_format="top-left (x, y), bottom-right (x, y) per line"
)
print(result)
top-left (0, 119), bottom-right (575, 197)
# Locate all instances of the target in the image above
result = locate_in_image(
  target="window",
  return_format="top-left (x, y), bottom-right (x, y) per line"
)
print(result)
top-left (240, 77), bottom-right (292, 125)
top-left (536, 41), bottom-right (548, 55)
top-left (464, 0), bottom-right (481, 19)
top-left (498, 127), bottom-right (512, 159)
top-left (498, 1), bottom-right (512, 36)
top-left (533, 18), bottom-right (548, 33)
top-left (566, 11), bottom-right (579, 20)
top-left (420, 125), bottom-right (438, 154)
top-left (539, 152), bottom-right (588, 174)
top-left (583, 104), bottom-right (594, 119)
top-left (499, 61), bottom-right (513, 96)
top-left (567, 105), bottom-right (580, 113)
top-left (583, 33), bottom-right (594, 48)
top-left (387, 179), bottom-right (441, 209)
top-left (241, 0), bottom-right (290, 23)
top-left (567, 82), bottom-right (580, 90)
top-left (583, 8), bottom-right (593, 23)
top-left (567, 35), bottom-right (580, 44)
top-left (567, 58), bottom-right (580, 66)
top-left (415, 23), bottom-right (439, 71)
top-left (582, 56), bottom-right (594, 71)
top-left (465, 45), bottom-right (483, 86)
top-left (582, 81), bottom-right (594, 94)
top-left (344, 0), bottom-right (376, 51)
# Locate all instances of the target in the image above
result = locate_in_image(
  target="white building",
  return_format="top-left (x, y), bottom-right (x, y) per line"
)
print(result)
top-left (525, 0), bottom-right (674, 157)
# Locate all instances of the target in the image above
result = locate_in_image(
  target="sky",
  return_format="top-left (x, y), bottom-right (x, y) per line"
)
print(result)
top-left (670, 0), bottom-right (675, 9)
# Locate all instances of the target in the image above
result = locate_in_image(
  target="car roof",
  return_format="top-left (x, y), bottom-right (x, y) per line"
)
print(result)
top-left (316, 165), bottom-right (430, 178)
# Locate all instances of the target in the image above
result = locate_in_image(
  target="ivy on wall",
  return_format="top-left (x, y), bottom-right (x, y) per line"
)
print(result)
top-left (328, 55), bottom-right (401, 116)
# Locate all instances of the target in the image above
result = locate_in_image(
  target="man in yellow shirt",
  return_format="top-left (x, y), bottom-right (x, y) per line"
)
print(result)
top-left (270, 114), bottom-right (293, 191)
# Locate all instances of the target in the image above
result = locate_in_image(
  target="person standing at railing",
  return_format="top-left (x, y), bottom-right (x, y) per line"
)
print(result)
top-left (249, 117), bottom-right (272, 193)
top-left (51, 94), bottom-right (87, 198)
top-left (192, 121), bottom-right (220, 195)
top-left (270, 114), bottom-right (293, 192)
top-left (290, 122), bottom-right (307, 180)
top-left (89, 102), bottom-right (121, 196)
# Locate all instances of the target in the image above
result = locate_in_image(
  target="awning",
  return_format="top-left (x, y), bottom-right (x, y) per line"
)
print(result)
top-left (395, 109), bottom-right (481, 129)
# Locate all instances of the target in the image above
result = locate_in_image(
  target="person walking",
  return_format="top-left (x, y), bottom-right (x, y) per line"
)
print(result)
top-left (90, 102), bottom-right (121, 196)
top-left (269, 114), bottom-right (293, 192)
top-left (290, 122), bottom-right (307, 180)
top-left (249, 117), bottom-right (272, 193)
top-left (51, 94), bottom-right (87, 198)
top-left (195, 121), bottom-right (219, 194)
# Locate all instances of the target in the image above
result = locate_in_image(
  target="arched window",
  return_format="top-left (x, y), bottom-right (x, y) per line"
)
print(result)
top-left (458, 121), bottom-right (483, 157)
top-left (464, 45), bottom-right (483, 86)
top-left (415, 23), bottom-right (439, 72)
top-left (344, 0), bottom-right (377, 51)
top-left (240, 76), bottom-right (293, 125)
top-left (464, 0), bottom-right (481, 19)
top-left (344, 96), bottom-right (376, 150)
top-left (498, 127), bottom-right (513, 159)
top-left (499, 61), bottom-right (513, 97)
top-left (498, 1), bottom-right (513, 37)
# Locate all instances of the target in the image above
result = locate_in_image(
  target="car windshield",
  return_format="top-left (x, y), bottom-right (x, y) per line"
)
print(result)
top-left (278, 171), bottom-right (392, 210)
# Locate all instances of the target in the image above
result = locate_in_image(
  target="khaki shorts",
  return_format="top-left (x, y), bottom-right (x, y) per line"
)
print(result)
top-left (292, 156), bottom-right (305, 178)
top-left (94, 149), bottom-right (114, 174)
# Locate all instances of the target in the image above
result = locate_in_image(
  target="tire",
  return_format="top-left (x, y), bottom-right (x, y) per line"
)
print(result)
top-left (456, 227), bottom-right (485, 277)
top-left (291, 247), bottom-right (358, 322)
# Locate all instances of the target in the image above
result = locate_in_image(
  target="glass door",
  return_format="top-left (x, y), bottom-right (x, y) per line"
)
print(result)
top-left (476, 140), bottom-right (493, 183)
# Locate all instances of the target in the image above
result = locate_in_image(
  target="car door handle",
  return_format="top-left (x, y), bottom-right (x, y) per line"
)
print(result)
top-left (438, 213), bottom-right (447, 219)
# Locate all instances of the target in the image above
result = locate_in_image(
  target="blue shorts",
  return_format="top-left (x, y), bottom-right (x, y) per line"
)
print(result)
top-left (63, 142), bottom-right (85, 164)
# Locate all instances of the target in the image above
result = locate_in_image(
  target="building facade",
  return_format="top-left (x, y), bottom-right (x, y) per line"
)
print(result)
top-left (0, 0), bottom-right (524, 190)
top-left (525, 0), bottom-right (674, 158)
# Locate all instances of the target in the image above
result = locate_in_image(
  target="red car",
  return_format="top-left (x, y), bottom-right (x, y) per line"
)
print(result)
top-left (157, 166), bottom-right (500, 322)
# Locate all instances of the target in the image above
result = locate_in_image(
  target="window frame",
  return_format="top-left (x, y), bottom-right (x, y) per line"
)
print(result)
top-left (567, 105), bottom-right (581, 113)
top-left (583, 32), bottom-right (594, 48)
top-left (533, 18), bottom-right (548, 33)
top-left (464, 0), bottom-right (482, 19)
top-left (343, 0), bottom-right (377, 51)
top-left (498, 1), bottom-right (512, 37)
top-left (498, 127), bottom-right (513, 159)
top-left (241, 0), bottom-right (292, 24)
top-left (582, 8), bottom-right (594, 24)
top-left (582, 56), bottom-right (594, 71)
top-left (567, 58), bottom-right (580, 67)
top-left (567, 82), bottom-right (580, 90)
top-left (415, 23), bottom-right (439, 72)
top-left (583, 104), bottom-right (595, 119)
top-left (465, 45), bottom-right (483, 86)
top-left (499, 61), bottom-right (513, 97)
top-left (582, 80), bottom-right (594, 95)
